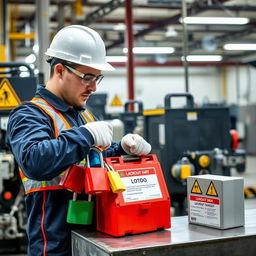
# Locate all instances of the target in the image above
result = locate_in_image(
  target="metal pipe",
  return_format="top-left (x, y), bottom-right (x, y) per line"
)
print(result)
top-left (246, 65), bottom-right (251, 104)
top-left (57, 1), bottom-right (65, 31)
top-left (125, 0), bottom-right (135, 111)
top-left (235, 63), bottom-right (240, 104)
top-left (35, 0), bottom-right (50, 80)
top-left (181, 0), bottom-right (189, 92)
top-left (111, 61), bottom-right (245, 67)
top-left (0, 62), bottom-right (34, 77)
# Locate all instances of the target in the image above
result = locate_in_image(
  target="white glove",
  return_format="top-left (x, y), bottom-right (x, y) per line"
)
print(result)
top-left (121, 134), bottom-right (151, 156)
top-left (83, 121), bottom-right (113, 149)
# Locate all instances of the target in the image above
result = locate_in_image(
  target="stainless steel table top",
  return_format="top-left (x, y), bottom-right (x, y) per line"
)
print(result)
top-left (72, 208), bottom-right (256, 256)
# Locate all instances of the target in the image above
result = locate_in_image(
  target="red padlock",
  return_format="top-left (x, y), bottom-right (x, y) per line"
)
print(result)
top-left (59, 164), bottom-right (85, 193)
top-left (85, 147), bottom-right (110, 195)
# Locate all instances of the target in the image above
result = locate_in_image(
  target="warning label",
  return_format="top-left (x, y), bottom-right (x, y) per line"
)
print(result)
top-left (0, 78), bottom-right (21, 109)
top-left (189, 195), bottom-right (220, 227)
top-left (191, 179), bottom-right (202, 194)
top-left (206, 181), bottom-right (218, 197)
top-left (119, 167), bottom-right (162, 203)
top-left (110, 94), bottom-right (123, 107)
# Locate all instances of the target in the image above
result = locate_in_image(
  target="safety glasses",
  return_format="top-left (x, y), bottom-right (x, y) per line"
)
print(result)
top-left (64, 65), bottom-right (104, 85)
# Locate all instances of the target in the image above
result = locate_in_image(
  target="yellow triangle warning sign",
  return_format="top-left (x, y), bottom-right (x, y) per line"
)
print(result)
top-left (0, 78), bottom-right (21, 110)
top-left (206, 181), bottom-right (218, 197)
top-left (191, 179), bottom-right (202, 194)
top-left (110, 94), bottom-right (123, 107)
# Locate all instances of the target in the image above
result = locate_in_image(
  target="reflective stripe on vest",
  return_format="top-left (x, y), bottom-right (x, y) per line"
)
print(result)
top-left (20, 98), bottom-right (95, 194)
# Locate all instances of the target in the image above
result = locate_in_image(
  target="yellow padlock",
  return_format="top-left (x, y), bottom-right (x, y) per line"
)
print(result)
top-left (105, 163), bottom-right (126, 193)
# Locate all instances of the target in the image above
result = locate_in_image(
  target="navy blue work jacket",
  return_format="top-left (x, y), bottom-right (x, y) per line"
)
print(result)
top-left (7, 85), bottom-right (125, 181)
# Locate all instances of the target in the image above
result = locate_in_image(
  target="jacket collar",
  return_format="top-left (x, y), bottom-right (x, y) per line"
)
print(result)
top-left (35, 84), bottom-right (85, 112)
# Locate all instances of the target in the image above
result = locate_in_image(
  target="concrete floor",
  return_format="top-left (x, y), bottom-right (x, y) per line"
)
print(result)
top-left (2, 156), bottom-right (256, 256)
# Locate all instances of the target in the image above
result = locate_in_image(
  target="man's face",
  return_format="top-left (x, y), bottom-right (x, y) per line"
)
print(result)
top-left (60, 64), bottom-right (102, 107)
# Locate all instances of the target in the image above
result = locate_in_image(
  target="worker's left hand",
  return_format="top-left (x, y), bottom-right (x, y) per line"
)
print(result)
top-left (121, 134), bottom-right (151, 156)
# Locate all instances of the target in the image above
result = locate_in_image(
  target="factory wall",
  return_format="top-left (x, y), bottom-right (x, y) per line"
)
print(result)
top-left (96, 65), bottom-right (256, 114)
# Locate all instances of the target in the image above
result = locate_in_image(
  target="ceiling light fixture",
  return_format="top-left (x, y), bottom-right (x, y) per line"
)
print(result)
top-left (123, 47), bottom-right (175, 54)
top-left (106, 56), bottom-right (127, 62)
top-left (25, 53), bottom-right (36, 64)
top-left (223, 44), bottom-right (256, 51)
top-left (180, 17), bottom-right (249, 25)
top-left (181, 55), bottom-right (223, 62)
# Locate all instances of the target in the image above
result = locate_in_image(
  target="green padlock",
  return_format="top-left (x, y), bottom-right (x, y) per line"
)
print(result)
top-left (66, 193), bottom-right (94, 225)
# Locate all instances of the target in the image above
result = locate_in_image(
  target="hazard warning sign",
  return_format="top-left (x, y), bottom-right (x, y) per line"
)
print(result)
top-left (0, 78), bottom-right (21, 110)
top-left (206, 181), bottom-right (218, 197)
top-left (191, 179), bottom-right (202, 194)
top-left (110, 94), bottom-right (123, 107)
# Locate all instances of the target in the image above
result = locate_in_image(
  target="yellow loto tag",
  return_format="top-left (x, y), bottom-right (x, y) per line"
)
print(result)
top-left (105, 163), bottom-right (126, 193)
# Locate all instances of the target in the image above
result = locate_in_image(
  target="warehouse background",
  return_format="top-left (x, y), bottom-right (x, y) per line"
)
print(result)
top-left (1, 0), bottom-right (256, 254)
top-left (98, 65), bottom-right (256, 113)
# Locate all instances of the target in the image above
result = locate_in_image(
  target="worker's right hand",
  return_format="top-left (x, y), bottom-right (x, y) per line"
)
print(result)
top-left (83, 121), bottom-right (113, 149)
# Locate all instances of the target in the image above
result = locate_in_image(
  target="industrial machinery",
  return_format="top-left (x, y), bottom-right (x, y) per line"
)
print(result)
top-left (143, 93), bottom-right (246, 215)
top-left (0, 62), bottom-right (37, 253)
top-left (119, 100), bottom-right (144, 136)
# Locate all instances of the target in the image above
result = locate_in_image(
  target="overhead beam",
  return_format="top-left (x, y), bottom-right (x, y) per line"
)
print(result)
top-left (179, 24), bottom-right (256, 56)
top-left (106, 0), bottom-right (230, 50)
top-left (83, 0), bottom-right (124, 25)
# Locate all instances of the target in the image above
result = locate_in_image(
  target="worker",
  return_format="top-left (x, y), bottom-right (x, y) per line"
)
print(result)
top-left (6, 25), bottom-right (151, 256)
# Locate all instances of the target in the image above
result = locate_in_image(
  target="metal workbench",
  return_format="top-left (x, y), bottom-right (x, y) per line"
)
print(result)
top-left (72, 208), bottom-right (256, 256)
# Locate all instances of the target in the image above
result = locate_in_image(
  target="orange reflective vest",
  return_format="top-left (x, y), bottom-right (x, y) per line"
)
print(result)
top-left (19, 97), bottom-right (95, 194)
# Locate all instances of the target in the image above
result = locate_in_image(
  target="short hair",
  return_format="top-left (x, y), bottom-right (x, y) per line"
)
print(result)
top-left (46, 57), bottom-right (79, 77)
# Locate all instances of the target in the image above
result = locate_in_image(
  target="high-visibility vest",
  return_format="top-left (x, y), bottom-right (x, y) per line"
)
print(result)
top-left (19, 97), bottom-right (95, 194)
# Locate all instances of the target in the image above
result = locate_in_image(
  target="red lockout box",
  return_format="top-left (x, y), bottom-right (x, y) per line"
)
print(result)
top-left (96, 154), bottom-right (171, 237)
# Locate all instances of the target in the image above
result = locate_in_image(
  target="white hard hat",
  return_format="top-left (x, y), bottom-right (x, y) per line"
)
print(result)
top-left (45, 25), bottom-right (114, 71)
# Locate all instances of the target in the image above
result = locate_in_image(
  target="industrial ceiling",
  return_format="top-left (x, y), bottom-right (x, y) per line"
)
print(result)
top-left (4, 0), bottom-right (256, 66)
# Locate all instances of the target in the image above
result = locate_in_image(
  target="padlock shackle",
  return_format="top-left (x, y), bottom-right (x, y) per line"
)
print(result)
top-left (86, 147), bottom-right (104, 168)
top-left (104, 162), bottom-right (114, 172)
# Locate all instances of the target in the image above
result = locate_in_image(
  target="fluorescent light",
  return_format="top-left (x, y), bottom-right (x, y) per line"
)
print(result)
top-left (123, 47), bottom-right (175, 54)
top-left (25, 53), bottom-right (36, 63)
top-left (106, 56), bottom-right (127, 62)
top-left (113, 23), bottom-right (126, 31)
top-left (180, 17), bottom-right (249, 25)
top-left (165, 26), bottom-right (178, 37)
top-left (181, 55), bottom-right (223, 62)
top-left (224, 44), bottom-right (256, 51)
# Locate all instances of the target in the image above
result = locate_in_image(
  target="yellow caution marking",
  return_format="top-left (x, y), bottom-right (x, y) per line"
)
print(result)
top-left (143, 109), bottom-right (165, 116)
top-left (206, 181), bottom-right (218, 197)
top-left (180, 165), bottom-right (192, 180)
top-left (191, 179), bottom-right (202, 194)
top-left (244, 186), bottom-right (256, 198)
top-left (110, 94), bottom-right (123, 106)
top-left (0, 78), bottom-right (21, 110)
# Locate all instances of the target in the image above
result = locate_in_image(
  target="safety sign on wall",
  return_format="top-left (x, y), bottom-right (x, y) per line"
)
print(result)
top-left (118, 167), bottom-right (163, 203)
top-left (0, 78), bottom-right (21, 110)
top-left (110, 94), bottom-right (123, 107)
top-left (187, 175), bottom-right (245, 229)
top-left (189, 179), bottom-right (220, 227)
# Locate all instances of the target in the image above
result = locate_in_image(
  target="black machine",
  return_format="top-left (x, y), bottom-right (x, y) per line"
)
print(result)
top-left (0, 62), bottom-right (37, 253)
top-left (143, 93), bottom-right (246, 215)
top-left (120, 100), bottom-right (144, 135)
